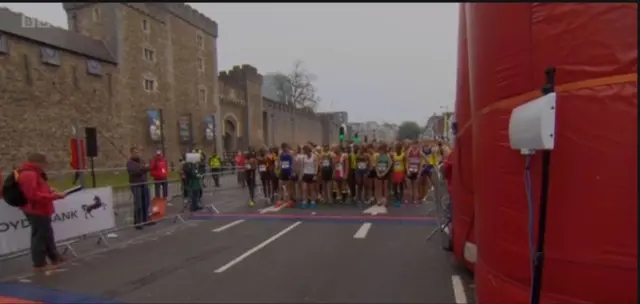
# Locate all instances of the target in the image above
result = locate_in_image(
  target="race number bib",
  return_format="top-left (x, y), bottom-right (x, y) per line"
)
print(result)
top-left (377, 163), bottom-right (387, 171)
top-left (258, 164), bottom-right (267, 172)
top-left (161, 168), bottom-right (166, 174)
top-left (335, 163), bottom-right (343, 170)
top-left (357, 162), bottom-right (367, 170)
top-left (303, 164), bottom-right (316, 174)
top-left (409, 164), bottom-right (419, 172)
top-left (394, 162), bottom-right (402, 170)
top-left (322, 160), bottom-right (331, 167)
top-left (245, 163), bottom-right (251, 170)
top-left (281, 161), bottom-right (290, 169)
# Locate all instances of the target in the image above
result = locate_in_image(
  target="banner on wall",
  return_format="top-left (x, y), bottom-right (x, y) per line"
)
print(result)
top-left (147, 109), bottom-right (163, 143)
top-left (178, 114), bottom-right (193, 144)
top-left (0, 187), bottom-right (116, 256)
top-left (204, 115), bottom-right (215, 142)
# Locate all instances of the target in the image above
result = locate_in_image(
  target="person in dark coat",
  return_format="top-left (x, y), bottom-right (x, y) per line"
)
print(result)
top-left (126, 146), bottom-right (151, 229)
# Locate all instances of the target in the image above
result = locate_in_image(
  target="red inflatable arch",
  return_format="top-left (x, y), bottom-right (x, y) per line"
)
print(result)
top-left (466, 3), bottom-right (637, 303)
top-left (451, 3), bottom-right (476, 272)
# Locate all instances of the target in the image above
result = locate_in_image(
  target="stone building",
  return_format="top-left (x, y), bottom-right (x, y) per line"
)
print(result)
top-left (0, 4), bottom-right (346, 170)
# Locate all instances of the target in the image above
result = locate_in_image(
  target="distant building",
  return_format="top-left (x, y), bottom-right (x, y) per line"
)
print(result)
top-left (422, 111), bottom-right (454, 141)
top-left (349, 121), bottom-right (398, 142)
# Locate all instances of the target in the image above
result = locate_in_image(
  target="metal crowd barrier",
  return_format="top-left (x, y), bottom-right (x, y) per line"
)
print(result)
top-left (0, 168), bottom-right (248, 265)
top-left (426, 164), bottom-right (451, 248)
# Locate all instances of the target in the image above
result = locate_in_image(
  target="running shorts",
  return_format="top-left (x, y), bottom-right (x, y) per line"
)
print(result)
top-left (422, 165), bottom-right (434, 177)
top-left (302, 174), bottom-right (315, 184)
top-left (392, 172), bottom-right (405, 184)
top-left (279, 171), bottom-right (291, 181)
top-left (407, 171), bottom-right (419, 181)
top-left (321, 169), bottom-right (333, 181)
top-left (376, 171), bottom-right (390, 181)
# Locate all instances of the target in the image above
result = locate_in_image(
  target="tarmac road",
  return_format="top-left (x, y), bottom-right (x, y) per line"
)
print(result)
top-left (0, 193), bottom-right (475, 303)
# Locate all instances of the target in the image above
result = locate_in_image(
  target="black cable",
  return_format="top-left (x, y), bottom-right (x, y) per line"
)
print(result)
top-left (530, 67), bottom-right (556, 304)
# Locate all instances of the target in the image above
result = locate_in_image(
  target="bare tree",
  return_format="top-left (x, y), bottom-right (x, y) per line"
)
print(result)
top-left (272, 60), bottom-right (321, 111)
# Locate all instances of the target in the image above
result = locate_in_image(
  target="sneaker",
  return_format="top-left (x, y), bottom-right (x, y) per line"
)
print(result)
top-left (286, 201), bottom-right (293, 208)
top-left (310, 201), bottom-right (317, 209)
top-left (276, 201), bottom-right (283, 207)
top-left (394, 200), bottom-right (401, 207)
top-left (34, 264), bottom-right (57, 273)
top-left (51, 256), bottom-right (68, 266)
top-left (249, 201), bottom-right (255, 207)
top-left (300, 201), bottom-right (308, 209)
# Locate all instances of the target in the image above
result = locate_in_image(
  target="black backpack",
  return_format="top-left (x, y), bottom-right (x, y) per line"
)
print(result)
top-left (2, 171), bottom-right (27, 207)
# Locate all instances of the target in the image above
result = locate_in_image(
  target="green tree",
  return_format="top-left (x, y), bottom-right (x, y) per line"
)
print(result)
top-left (397, 121), bottom-right (422, 141)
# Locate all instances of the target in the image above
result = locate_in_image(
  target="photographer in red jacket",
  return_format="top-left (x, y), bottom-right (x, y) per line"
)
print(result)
top-left (150, 149), bottom-right (169, 199)
top-left (18, 153), bottom-right (67, 272)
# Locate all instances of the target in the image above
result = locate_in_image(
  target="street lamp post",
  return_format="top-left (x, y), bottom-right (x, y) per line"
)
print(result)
top-left (270, 113), bottom-right (275, 146)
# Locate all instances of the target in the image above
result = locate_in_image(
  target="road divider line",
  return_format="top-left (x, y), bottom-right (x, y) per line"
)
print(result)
top-left (212, 220), bottom-right (245, 232)
top-left (259, 204), bottom-right (285, 214)
top-left (451, 275), bottom-right (467, 304)
top-left (353, 222), bottom-right (372, 239)
top-left (214, 221), bottom-right (302, 273)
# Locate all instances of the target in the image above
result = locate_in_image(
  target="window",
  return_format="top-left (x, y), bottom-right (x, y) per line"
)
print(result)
top-left (196, 33), bottom-right (204, 49)
top-left (40, 47), bottom-right (60, 66)
top-left (143, 78), bottom-right (156, 92)
top-left (198, 87), bottom-right (207, 104)
top-left (142, 19), bottom-right (149, 33)
top-left (143, 48), bottom-right (155, 62)
top-left (196, 57), bottom-right (204, 72)
top-left (92, 7), bottom-right (100, 22)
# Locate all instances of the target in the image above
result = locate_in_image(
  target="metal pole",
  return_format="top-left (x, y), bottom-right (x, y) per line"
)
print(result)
top-left (89, 156), bottom-right (96, 188)
top-left (270, 113), bottom-right (275, 146)
top-left (159, 108), bottom-right (166, 157)
top-left (73, 122), bottom-right (86, 186)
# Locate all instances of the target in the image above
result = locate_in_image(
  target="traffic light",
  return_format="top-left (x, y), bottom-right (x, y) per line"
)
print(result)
top-left (339, 124), bottom-right (345, 142)
top-left (354, 132), bottom-right (360, 143)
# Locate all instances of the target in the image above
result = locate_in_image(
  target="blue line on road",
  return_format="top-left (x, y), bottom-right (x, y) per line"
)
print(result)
top-left (0, 283), bottom-right (122, 304)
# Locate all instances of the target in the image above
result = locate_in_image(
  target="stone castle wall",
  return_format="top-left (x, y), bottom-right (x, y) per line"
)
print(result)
top-left (0, 3), bottom-right (346, 171)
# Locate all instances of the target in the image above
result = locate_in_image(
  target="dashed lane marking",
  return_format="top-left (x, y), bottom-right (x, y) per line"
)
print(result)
top-left (451, 275), bottom-right (468, 304)
top-left (353, 222), bottom-right (372, 239)
top-left (214, 221), bottom-right (302, 273)
top-left (212, 220), bottom-right (245, 232)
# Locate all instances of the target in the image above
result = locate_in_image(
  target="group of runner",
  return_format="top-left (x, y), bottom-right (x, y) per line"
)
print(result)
top-left (240, 140), bottom-right (451, 209)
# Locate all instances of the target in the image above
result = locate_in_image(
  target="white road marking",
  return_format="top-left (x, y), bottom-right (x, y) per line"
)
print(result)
top-left (363, 205), bottom-right (387, 215)
top-left (214, 221), bottom-right (302, 273)
top-left (353, 222), bottom-right (372, 239)
top-left (213, 220), bottom-right (245, 232)
top-left (451, 275), bottom-right (468, 304)
top-left (259, 204), bottom-right (285, 214)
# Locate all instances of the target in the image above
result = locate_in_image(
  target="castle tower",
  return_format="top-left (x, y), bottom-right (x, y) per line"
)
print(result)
top-left (62, 3), bottom-right (221, 158)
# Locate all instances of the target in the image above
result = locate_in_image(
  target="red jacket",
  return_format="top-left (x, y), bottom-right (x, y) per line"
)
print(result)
top-left (235, 155), bottom-right (246, 168)
top-left (150, 155), bottom-right (169, 180)
top-left (18, 162), bottom-right (63, 216)
top-left (442, 151), bottom-right (454, 192)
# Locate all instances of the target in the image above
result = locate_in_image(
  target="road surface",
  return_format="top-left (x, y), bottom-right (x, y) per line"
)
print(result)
top-left (0, 190), bottom-right (474, 303)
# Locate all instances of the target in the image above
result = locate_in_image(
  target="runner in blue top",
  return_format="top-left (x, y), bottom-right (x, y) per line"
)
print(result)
top-left (277, 142), bottom-right (293, 208)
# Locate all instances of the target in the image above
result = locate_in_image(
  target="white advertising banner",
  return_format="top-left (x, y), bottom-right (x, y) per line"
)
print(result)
top-left (0, 187), bottom-right (116, 256)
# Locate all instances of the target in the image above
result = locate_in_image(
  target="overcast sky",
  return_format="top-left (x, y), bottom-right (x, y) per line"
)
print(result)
top-left (1, 3), bottom-right (458, 125)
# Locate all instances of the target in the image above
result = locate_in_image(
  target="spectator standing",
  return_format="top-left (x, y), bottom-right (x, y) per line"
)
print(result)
top-left (235, 150), bottom-right (246, 188)
top-left (17, 153), bottom-right (67, 272)
top-left (149, 149), bottom-right (169, 199)
top-left (182, 158), bottom-right (203, 211)
top-left (126, 146), bottom-right (151, 229)
top-left (208, 152), bottom-right (222, 187)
